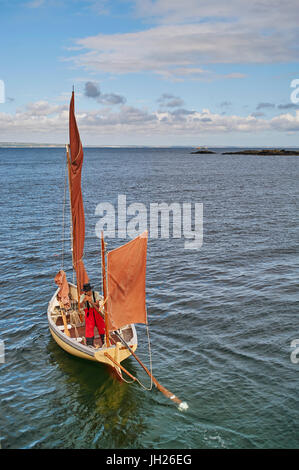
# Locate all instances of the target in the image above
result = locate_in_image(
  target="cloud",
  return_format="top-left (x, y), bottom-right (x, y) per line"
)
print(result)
top-left (165, 107), bottom-right (196, 122)
top-left (255, 102), bottom-right (298, 112)
top-left (21, 101), bottom-right (68, 116)
top-left (2, 99), bottom-right (299, 142)
top-left (66, 22), bottom-right (271, 81)
top-left (26, 0), bottom-right (109, 13)
top-left (220, 101), bottom-right (232, 107)
top-left (251, 111), bottom-right (265, 117)
top-left (170, 108), bottom-right (196, 116)
top-left (84, 81), bottom-right (126, 104)
top-left (65, 1), bottom-right (299, 80)
top-left (84, 81), bottom-right (101, 98)
top-left (157, 93), bottom-right (184, 107)
top-left (256, 102), bottom-right (276, 110)
top-left (88, 0), bottom-right (109, 16)
top-left (26, 0), bottom-right (44, 7)
top-left (99, 93), bottom-right (126, 105)
top-left (133, 0), bottom-right (299, 32)
top-left (277, 103), bottom-right (299, 109)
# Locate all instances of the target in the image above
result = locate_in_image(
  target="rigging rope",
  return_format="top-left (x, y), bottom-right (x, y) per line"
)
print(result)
top-left (60, 150), bottom-right (74, 283)
top-left (116, 323), bottom-right (153, 391)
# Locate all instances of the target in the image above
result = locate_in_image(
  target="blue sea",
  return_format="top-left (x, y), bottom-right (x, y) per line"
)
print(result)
top-left (0, 147), bottom-right (298, 449)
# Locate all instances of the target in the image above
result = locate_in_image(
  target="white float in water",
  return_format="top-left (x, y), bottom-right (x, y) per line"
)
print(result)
top-left (178, 401), bottom-right (189, 411)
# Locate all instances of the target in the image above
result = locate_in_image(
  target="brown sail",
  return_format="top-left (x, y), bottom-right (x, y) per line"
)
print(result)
top-left (54, 269), bottom-right (70, 309)
top-left (68, 91), bottom-right (89, 292)
top-left (107, 231), bottom-right (148, 331)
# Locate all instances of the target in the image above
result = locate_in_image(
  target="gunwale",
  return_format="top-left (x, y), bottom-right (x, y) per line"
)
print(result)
top-left (47, 283), bottom-right (138, 365)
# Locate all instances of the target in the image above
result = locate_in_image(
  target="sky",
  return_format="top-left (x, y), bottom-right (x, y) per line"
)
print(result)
top-left (0, 0), bottom-right (299, 146)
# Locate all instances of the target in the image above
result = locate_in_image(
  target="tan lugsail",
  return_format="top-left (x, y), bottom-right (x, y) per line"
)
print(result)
top-left (107, 231), bottom-right (148, 331)
top-left (54, 269), bottom-right (70, 309)
top-left (68, 91), bottom-right (89, 292)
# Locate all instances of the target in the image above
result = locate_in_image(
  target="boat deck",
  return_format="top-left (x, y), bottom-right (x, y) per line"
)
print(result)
top-left (54, 311), bottom-right (133, 348)
top-left (47, 283), bottom-right (137, 367)
top-left (49, 282), bottom-right (135, 350)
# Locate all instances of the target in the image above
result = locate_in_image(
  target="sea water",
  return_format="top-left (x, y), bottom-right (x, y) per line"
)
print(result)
top-left (0, 147), bottom-right (298, 449)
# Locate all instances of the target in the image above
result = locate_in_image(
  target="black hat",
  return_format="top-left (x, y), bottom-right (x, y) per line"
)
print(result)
top-left (82, 282), bottom-right (92, 292)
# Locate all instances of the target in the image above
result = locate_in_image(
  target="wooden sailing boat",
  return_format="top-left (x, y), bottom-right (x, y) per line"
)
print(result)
top-left (48, 90), bottom-right (143, 368)
top-left (47, 91), bottom-right (187, 409)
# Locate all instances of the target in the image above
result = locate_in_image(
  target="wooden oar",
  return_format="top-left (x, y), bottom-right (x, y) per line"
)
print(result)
top-left (58, 301), bottom-right (71, 337)
top-left (114, 331), bottom-right (188, 410)
top-left (101, 231), bottom-right (110, 347)
top-left (104, 352), bottom-right (137, 382)
top-left (84, 300), bottom-right (188, 409)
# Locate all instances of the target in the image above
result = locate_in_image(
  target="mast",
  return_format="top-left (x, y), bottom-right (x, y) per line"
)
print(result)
top-left (101, 231), bottom-right (110, 347)
top-left (66, 144), bottom-right (74, 272)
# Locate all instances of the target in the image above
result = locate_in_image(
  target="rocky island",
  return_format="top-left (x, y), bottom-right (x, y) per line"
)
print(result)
top-left (190, 148), bottom-right (216, 154)
top-left (222, 148), bottom-right (299, 156)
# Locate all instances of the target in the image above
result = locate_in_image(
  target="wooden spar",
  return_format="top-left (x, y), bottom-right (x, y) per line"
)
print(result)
top-left (101, 231), bottom-right (110, 347)
top-left (86, 294), bottom-right (187, 407)
top-left (114, 332), bottom-right (184, 407)
top-left (104, 352), bottom-right (137, 381)
top-left (65, 291), bottom-right (187, 408)
top-left (66, 144), bottom-right (83, 321)
top-left (59, 301), bottom-right (71, 337)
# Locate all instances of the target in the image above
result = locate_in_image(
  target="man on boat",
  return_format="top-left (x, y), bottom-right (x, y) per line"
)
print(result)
top-left (80, 283), bottom-right (106, 347)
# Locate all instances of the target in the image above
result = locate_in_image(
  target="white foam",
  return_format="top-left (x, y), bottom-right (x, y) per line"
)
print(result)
top-left (178, 401), bottom-right (189, 411)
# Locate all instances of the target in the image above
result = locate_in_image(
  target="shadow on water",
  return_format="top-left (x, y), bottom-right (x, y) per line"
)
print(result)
top-left (45, 338), bottom-right (148, 448)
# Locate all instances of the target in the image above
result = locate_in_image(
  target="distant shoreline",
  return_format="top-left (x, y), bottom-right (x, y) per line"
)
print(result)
top-left (222, 149), bottom-right (299, 156)
top-left (1, 143), bottom-right (299, 153)
top-left (191, 148), bottom-right (299, 156)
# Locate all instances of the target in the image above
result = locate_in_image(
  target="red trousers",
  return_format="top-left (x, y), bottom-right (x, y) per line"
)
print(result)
top-left (85, 307), bottom-right (106, 339)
